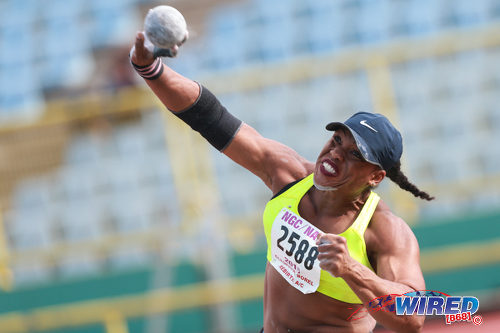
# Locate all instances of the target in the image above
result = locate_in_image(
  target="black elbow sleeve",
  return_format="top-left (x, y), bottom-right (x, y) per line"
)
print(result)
top-left (174, 85), bottom-right (242, 151)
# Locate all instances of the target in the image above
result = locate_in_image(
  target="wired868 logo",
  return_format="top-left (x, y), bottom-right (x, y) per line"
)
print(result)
top-left (348, 290), bottom-right (482, 326)
top-left (397, 291), bottom-right (482, 325)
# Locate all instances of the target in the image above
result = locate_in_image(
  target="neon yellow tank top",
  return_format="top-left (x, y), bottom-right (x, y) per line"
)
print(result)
top-left (263, 173), bottom-right (379, 304)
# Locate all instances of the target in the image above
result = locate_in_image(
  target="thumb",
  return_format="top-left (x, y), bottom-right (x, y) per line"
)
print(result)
top-left (136, 31), bottom-right (144, 46)
top-left (316, 233), bottom-right (332, 246)
top-left (131, 31), bottom-right (154, 66)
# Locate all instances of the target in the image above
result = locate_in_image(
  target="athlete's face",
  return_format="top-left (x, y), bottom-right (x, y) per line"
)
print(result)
top-left (314, 129), bottom-right (385, 192)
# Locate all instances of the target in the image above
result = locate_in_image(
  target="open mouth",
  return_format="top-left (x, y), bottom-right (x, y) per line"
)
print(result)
top-left (320, 159), bottom-right (338, 176)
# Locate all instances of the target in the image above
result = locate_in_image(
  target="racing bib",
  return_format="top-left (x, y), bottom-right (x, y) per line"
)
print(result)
top-left (270, 208), bottom-right (323, 294)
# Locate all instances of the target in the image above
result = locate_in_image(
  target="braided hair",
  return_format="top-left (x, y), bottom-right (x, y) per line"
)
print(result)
top-left (385, 162), bottom-right (434, 201)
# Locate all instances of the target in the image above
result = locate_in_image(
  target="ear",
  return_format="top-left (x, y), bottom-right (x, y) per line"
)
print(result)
top-left (369, 169), bottom-right (386, 187)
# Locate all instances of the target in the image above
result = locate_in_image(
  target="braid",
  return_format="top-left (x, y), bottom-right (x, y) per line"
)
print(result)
top-left (386, 162), bottom-right (435, 201)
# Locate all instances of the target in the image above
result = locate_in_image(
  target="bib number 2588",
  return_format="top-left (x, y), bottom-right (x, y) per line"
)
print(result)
top-left (276, 225), bottom-right (319, 270)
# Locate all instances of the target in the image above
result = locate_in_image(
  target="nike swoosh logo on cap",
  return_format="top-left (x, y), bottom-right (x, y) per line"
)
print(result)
top-left (360, 120), bottom-right (378, 132)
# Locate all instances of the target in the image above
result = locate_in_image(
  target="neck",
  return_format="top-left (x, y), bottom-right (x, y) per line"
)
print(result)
top-left (313, 179), bottom-right (338, 192)
top-left (309, 186), bottom-right (371, 218)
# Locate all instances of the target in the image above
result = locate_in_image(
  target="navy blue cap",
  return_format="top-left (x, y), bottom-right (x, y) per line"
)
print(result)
top-left (325, 112), bottom-right (403, 171)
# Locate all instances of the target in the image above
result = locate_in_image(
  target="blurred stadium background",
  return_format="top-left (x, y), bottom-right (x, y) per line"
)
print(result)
top-left (1, 0), bottom-right (500, 332)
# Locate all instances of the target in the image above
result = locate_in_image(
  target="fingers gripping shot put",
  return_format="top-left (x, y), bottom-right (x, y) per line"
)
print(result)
top-left (130, 6), bottom-right (434, 333)
top-left (130, 5), bottom-right (189, 61)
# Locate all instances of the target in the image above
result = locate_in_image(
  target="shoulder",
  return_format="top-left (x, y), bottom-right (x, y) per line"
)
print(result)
top-left (271, 157), bottom-right (315, 195)
top-left (365, 199), bottom-right (420, 257)
top-left (249, 129), bottom-right (314, 193)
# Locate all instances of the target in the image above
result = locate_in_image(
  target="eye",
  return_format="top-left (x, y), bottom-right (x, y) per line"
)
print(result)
top-left (333, 135), bottom-right (342, 144)
top-left (351, 150), bottom-right (362, 160)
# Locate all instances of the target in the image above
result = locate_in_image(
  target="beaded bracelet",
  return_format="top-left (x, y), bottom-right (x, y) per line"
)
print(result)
top-left (131, 57), bottom-right (164, 80)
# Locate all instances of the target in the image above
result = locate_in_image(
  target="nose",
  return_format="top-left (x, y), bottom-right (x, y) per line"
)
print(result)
top-left (329, 146), bottom-right (344, 162)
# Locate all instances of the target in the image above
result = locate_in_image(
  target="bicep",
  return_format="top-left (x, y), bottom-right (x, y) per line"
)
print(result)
top-left (222, 123), bottom-right (311, 191)
top-left (373, 221), bottom-right (425, 291)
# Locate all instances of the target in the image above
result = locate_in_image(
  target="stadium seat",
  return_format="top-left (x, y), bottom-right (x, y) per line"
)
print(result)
top-left (113, 125), bottom-right (147, 159)
top-left (57, 252), bottom-right (102, 278)
top-left (58, 165), bottom-right (101, 203)
top-left (40, 0), bottom-right (85, 21)
top-left (0, 0), bottom-right (38, 27)
top-left (393, 0), bottom-right (442, 36)
top-left (206, 6), bottom-right (248, 70)
top-left (5, 209), bottom-right (53, 250)
top-left (89, 3), bottom-right (141, 48)
top-left (0, 62), bottom-right (44, 119)
top-left (64, 134), bottom-right (102, 165)
top-left (41, 16), bottom-right (89, 59)
top-left (108, 189), bottom-right (153, 233)
top-left (106, 158), bottom-right (142, 193)
top-left (306, 2), bottom-right (342, 53)
top-left (58, 200), bottom-right (104, 242)
top-left (393, 60), bottom-right (434, 108)
top-left (108, 244), bottom-right (151, 270)
top-left (12, 177), bottom-right (52, 211)
top-left (357, 0), bottom-right (391, 44)
top-left (447, 0), bottom-right (490, 26)
top-left (11, 261), bottom-right (52, 286)
top-left (0, 22), bottom-right (34, 65)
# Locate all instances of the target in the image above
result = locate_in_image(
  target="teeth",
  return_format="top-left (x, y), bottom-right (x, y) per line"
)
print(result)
top-left (322, 161), bottom-right (336, 174)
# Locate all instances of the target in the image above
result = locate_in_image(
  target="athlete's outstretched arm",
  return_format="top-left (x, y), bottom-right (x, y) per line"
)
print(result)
top-left (130, 32), bottom-right (310, 192)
